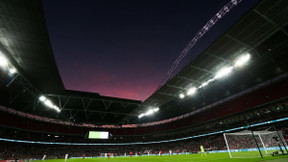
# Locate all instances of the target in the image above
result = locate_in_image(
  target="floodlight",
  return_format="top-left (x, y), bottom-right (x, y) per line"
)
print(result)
top-left (207, 78), bottom-right (215, 83)
top-left (0, 55), bottom-right (8, 67)
top-left (153, 107), bottom-right (159, 112)
top-left (53, 105), bottom-right (60, 111)
top-left (187, 87), bottom-right (196, 96)
top-left (199, 78), bottom-right (215, 88)
top-left (179, 93), bottom-right (185, 99)
top-left (145, 109), bottom-right (154, 116)
top-left (53, 106), bottom-right (61, 112)
top-left (9, 68), bottom-right (17, 74)
top-left (138, 114), bottom-right (144, 118)
top-left (56, 108), bottom-right (61, 112)
top-left (39, 96), bottom-right (46, 102)
top-left (200, 82), bottom-right (208, 87)
top-left (138, 107), bottom-right (159, 119)
top-left (215, 66), bottom-right (233, 79)
top-left (235, 54), bottom-right (250, 68)
top-left (44, 100), bottom-right (53, 107)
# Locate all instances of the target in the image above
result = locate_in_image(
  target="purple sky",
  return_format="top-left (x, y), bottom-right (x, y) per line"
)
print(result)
top-left (42, 0), bottom-right (258, 101)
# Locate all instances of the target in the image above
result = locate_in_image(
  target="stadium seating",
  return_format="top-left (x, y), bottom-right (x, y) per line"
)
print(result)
top-left (1, 77), bottom-right (288, 138)
top-left (1, 77), bottom-right (288, 160)
top-left (0, 123), bottom-right (287, 160)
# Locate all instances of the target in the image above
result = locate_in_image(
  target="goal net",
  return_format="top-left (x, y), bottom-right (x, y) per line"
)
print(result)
top-left (223, 130), bottom-right (287, 158)
top-left (100, 153), bottom-right (107, 157)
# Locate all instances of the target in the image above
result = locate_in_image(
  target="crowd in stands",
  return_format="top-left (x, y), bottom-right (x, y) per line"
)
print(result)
top-left (152, 102), bottom-right (288, 140)
top-left (1, 77), bottom-right (288, 138)
top-left (0, 123), bottom-right (287, 160)
top-left (0, 100), bottom-right (287, 160)
top-left (0, 135), bottom-right (226, 160)
top-left (0, 101), bottom-right (287, 144)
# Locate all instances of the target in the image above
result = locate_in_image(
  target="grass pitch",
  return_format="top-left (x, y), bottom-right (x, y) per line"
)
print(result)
top-left (40, 152), bottom-right (288, 162)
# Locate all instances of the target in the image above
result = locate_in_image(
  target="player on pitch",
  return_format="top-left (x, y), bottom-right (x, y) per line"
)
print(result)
top-left (200, 145), bottom-right (206, 156)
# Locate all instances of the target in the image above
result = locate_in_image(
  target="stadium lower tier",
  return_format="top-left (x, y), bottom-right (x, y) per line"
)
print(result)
top-left (0, 123), bottom-right (287, 160)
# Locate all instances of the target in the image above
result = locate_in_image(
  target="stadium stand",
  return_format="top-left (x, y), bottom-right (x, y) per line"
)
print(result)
top-left (1, 0), bottom-right (288, 161)
top-left (1, 75), bottom-right (288, 139)
top-left (0, 123), bottom-right (287, 160)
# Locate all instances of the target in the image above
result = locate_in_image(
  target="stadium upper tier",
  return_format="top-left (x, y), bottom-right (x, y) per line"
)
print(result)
top-left (0, 0), bottom-right (288, 125)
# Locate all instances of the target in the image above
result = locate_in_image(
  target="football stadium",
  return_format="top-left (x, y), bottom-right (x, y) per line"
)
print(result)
top-left (1, 0), bottom-right (288, 162)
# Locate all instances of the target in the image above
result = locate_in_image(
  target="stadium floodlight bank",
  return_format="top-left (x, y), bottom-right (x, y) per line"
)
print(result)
top-left (223, 130), bottom-right (288, 158)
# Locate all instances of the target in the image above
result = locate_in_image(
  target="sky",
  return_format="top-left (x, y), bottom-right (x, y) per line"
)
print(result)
top-left (42, 0), bottom-right (259, 101)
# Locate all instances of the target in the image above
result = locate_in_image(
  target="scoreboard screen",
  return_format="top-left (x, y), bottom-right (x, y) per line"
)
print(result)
top-left (88, 131), bottom-right (109, 139)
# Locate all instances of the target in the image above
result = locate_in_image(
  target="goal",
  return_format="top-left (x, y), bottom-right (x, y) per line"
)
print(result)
top-left (100, 153), bottom-right (107, 157)
top-left (223, 130), bottom-right (288, 158)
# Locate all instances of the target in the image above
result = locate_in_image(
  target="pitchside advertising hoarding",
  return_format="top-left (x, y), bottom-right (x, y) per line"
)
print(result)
top-left (0, 160), bottom-right (24, 162)
top-left (207, 147), bottom-right (284, 153)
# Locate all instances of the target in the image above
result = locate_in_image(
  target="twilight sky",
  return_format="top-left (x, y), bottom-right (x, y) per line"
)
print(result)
top-left (42, 0), bottom-right (258, 101)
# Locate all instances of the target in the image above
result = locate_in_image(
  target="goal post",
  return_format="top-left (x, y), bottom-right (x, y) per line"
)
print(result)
top-left (223, 133), bottom-right (232, 158)
top-left (223, 130), bottom-right (288, 158)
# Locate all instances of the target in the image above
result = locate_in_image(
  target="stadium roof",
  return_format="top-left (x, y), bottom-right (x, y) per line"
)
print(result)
top-left (1, 0), bottom-right (288, 125)
top-left (0, 0), bottom-right (141, 124)
top-left (131, 0), bottom-right (288, 123)
top-left (0, 0), bottom-right (64, 94)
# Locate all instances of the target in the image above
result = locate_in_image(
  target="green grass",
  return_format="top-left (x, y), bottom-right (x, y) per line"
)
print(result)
top-left (40, 152), bottom-right (288, 162)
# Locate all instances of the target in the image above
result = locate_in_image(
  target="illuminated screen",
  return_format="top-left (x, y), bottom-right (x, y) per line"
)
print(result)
top-left (88, 131), bottom-right (109, 139)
